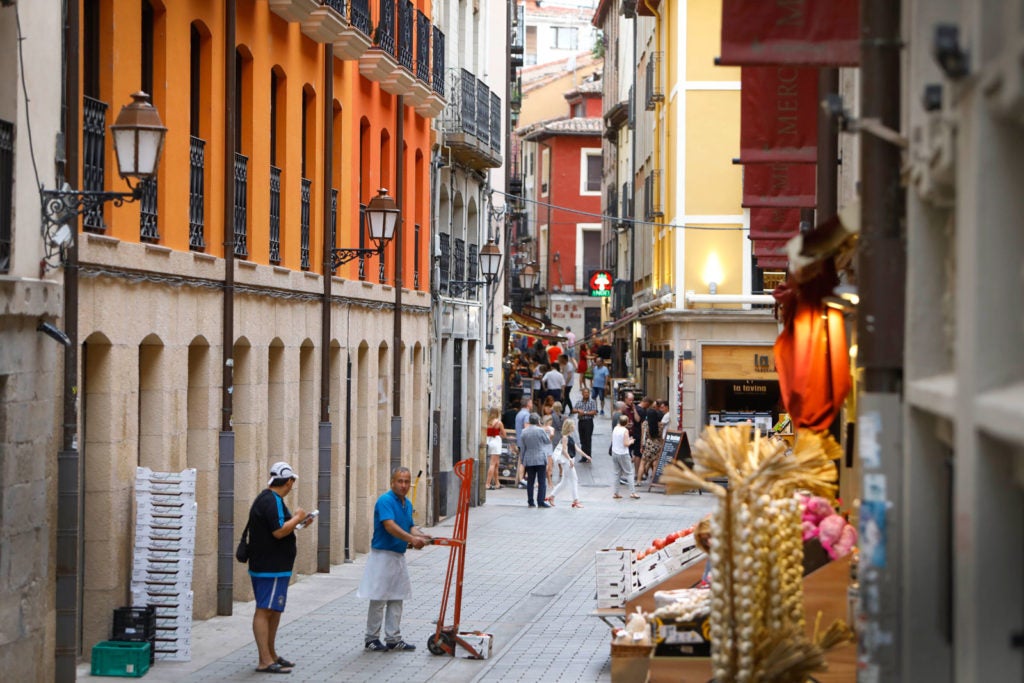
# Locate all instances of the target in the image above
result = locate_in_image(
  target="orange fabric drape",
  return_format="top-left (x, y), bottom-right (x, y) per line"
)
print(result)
top-left (773, 283), bottom-right (851, 432)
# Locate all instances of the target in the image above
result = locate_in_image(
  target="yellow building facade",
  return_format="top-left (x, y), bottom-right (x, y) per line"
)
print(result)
top-left (632, 0), bottom-right (778, 440)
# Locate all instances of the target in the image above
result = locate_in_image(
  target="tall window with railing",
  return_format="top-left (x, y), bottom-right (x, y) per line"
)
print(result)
top-left (139, 0), bottom-right (159, 242)
top-left (377, 0), bottom-right (395, 54)
top-left (415, 11), bottom-right (430, 83)
top-left (453, 237), bottom-right (466, 287)
top-left (188, 22), bottom-right (207, 251)
top-left (234, 153), bottom-right (248, 258)
top-left (413, 223), bottom-right (420, 289)
top-left (0, 119), bottom-right (12, 274)
top-left (351, 0), bottom-right (371, 36)
top-left (269, 165), bottom-right (282, 264)
top-left (397, 1), bottom-right (413, 71)
top-left (82, 96), bottom-right (107, 233)
top-left (300, 85), bottom-right (314, 271)
top-left (438, 232), bottom-right (450, 293)
top-left (432, 27), bottom-right (445, 96)
top-left (467, 243), bottom-right (479, 297)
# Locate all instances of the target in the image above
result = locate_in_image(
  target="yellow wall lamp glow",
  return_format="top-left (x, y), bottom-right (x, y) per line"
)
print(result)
top-left (703, 253), bottom-right (724, 294)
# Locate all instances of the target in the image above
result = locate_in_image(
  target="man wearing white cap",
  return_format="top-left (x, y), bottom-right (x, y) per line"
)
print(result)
top-left (245, 461), bottom-right (308, 674)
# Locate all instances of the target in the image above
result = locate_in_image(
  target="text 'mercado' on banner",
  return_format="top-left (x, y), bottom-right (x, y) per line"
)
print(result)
top-left (718, 0), bottom-right (860, 66)
top-left (739, 66), bottom-right (819, 164)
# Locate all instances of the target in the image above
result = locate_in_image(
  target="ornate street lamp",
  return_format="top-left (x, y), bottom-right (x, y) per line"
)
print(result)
top-left (519, 262), bottom-right (539, 290)
top-left (41, 92), bottom-right (167, 261)
top-left (332, 187), bottom-right (399, 270)
top-left (448, 239), bottom-right (503, 295)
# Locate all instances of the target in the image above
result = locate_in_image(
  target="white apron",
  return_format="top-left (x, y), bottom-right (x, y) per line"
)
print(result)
top-left (356, 549), bottom-right (412, 601)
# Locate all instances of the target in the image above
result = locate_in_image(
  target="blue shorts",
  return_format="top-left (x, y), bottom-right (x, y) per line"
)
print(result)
top-left (251, 575), bottom-right (290, 612)
top-left (593, 387), bottom-right (606, 401)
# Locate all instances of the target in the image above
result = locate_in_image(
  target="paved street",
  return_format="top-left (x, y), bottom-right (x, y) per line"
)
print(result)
top-left (80, 406), bottom-right (715, 682)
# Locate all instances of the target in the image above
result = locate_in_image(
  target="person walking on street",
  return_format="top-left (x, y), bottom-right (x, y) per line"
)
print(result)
top-left (358, 467), bottom-right (433, 652)
top-left (547, 420), bottom-right (585, 508)
top-left (623, 392), bottom-right (643, 477)
top-left (577, 343), bottom-right (589, 391)
top-left (573, 387), bottom-right (598, 457)
top-left (591, 359), bottom-right (610, 415)
top-left (515, 398), bottom-right (533, 489)
top-left (542, 363), bottom-right (565, 404)
top-left (611, 415), bottom-right (639, 499)
top-left (245, 461), bottom-right (308, 674)
top-left (519, 413), bottom-right (553, 508)
top-left (560, 354), bottom-right (576, 414)
top-left (485, 408), bottom-right (508, 490)
top-left (565, 327), bottom-right (577, 359)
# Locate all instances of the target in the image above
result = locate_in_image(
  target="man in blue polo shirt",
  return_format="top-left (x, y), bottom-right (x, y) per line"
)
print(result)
top-left (358, 467), bottom-right (432, 652)
top-left (245, 461), bottom-right (308, 674)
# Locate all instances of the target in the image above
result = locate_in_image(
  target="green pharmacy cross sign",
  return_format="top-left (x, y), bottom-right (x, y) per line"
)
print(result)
top-left (589, 270), bottom-right (613, 297)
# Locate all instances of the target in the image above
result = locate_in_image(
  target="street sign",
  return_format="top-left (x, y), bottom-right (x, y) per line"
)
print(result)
top-left (588, 270), bottom-right (613, 297)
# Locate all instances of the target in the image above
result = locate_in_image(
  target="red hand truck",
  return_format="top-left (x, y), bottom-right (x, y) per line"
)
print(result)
top-left (426, 458), bottom-right (486, 658)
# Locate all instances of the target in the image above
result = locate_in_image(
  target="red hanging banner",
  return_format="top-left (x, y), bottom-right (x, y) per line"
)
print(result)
top-left (739, 66), bottom-right (819, 164)
top-left (719, 0), bottom-right (860, 66)
top-left (750, 207), bottom-right (800, 270)
top-left (742, 163), bottom-right (816, 208)
top-left (749, 207), bottom-right (802, 240)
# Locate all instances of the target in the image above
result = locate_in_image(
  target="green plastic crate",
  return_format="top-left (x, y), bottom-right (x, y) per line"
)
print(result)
top-left (91, 640), bottom-right (151, 677)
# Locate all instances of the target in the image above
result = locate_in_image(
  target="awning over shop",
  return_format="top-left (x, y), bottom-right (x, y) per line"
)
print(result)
top-left (505, 310), bottom-right (568, 341)
top-left (600, 310), bottom-right (639, 337)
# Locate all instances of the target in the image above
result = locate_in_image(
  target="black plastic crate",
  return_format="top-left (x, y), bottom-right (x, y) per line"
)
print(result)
top-left (112, 606), bottom-right (156, 664)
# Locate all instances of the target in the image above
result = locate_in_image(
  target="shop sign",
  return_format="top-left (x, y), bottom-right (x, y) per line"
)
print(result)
top-left (702, 345), bottom-right (778, 380)
top-left (588, 270), bottom-right (613, 297)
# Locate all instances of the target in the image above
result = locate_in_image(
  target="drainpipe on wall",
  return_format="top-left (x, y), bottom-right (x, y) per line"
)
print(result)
top-left (390, 96), bottom-right (404, 474)
top-left (217, 0), bottom-right (237, 617)
top-left (56, 1), bottom-right (81, 679)
top-left (317, 43), bottom-right (333, 574)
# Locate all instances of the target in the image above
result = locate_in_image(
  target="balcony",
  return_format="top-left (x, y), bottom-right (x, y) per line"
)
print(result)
top-left (405, 9), bottom-right (433, 109)
top-left (414, 25), bottom-right (446, 118)
top-left (82, 96), bottom-right (108, 233)
top-left (441, 68), bottom-right (502, 170)
top-left (233, 153), bottom-right (248, 258)
top-left (359, 0), bottom-right (415, 96)
top-left (189, 136), bottom-right (206, 251)
top-left (268, 0), bottom-right (372, 60)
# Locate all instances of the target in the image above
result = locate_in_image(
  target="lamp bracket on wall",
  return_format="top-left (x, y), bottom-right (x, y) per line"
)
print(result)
top-left (331, 246), bottom-right (384, 271)
top-left (39, 182), bottom-right (145, 268)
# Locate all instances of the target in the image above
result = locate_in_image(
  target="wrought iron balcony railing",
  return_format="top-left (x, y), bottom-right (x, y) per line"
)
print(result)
top-left (397, 0), bottom-right (413, 71)
top-left (300, 177), bottom-right (311, 270)
top-left (415, 10), bottom-right (430, 83)
top-left (188, 136), bottom-right (205, 251)
top-left (82, 96), bottom-right (108, 233)
top-left (0, 119), bottom-right (12, 273)
top-left (269, 165), bottom-right (282, 264)
top-left (376, 0), bottom-right (395, 54)
top-left (442, 69), bottom-right (503, 166)
top-left (139, 179), bottom-right (159, 242)
top-left (432, 26), bottom-right (445, 96)
top-left (351, 0), bottom-right (371, 36)
top-left (233, 153), bottom-right (248, 258)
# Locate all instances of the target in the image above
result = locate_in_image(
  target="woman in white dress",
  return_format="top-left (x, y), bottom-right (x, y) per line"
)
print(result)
top-left (546, 420), bottom-right (585, 509)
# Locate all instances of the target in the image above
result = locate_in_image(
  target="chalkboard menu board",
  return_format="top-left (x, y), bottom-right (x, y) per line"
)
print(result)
top-left (652, 430), bottom-right (692, 484)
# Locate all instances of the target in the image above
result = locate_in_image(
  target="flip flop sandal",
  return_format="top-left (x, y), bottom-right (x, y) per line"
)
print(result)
top-left (255, 662), bottom-right (292, 674)
top-left (276, 657), bottom-right (295, 668)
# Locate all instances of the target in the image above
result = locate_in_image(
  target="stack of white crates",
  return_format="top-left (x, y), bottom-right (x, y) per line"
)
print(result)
top-left (634, 535), bottom-right (702, 588)
top-left (595, 547), bottom-right (639, 608)
top-left (132, 467), bottom-right (196, 662)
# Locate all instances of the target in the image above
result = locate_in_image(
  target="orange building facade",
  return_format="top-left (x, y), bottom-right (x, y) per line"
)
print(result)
top-left (69, 0), bottom-right (445, 659)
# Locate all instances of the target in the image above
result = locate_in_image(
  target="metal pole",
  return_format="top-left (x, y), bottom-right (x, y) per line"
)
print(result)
top-left (857, 0), bottom-right (905, 679)
top-left (56, 1), bottom-right (81, 677)
top-left (816, 68), bottom-right (839, 222)
top-left (317, 43), bottom-right (334, 573)
top-left (217, 0), bottom-right (238, 617)
top-left (391, 96), bottom-right (404, 473)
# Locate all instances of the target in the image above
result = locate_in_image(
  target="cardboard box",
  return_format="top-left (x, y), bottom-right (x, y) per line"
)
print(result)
top-left (457, 631), bottom-right (493, 659)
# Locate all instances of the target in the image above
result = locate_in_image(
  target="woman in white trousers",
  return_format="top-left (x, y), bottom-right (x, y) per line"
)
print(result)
top-left (546, 420), bottom-right (585, 508)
